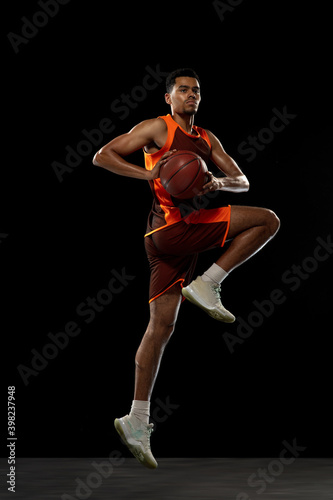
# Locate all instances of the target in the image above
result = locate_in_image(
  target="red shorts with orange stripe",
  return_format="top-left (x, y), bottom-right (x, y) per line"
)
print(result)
top-left (144, 206), bottom-right (231, 303)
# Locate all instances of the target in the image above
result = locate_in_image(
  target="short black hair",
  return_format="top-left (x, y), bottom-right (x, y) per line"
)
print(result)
top-left (166, 68), bottom-right (200, 93)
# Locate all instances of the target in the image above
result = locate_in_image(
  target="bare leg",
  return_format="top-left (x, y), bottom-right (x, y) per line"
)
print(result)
top-left (114, 290), bottom-right (182, 470)
top-left (217, 206), bottom-right (280, 272)
top-left (134, 284), bottom-right (182, 401)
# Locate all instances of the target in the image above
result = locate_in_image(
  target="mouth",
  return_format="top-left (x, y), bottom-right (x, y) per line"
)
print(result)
top-left (186, 100), bottom-right (197, 106)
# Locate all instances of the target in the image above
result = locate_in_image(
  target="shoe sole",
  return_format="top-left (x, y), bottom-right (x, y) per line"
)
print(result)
top-left (182, 286), bottom-right (235, 323)
top-left (114, 418), bottom-right (157, 469)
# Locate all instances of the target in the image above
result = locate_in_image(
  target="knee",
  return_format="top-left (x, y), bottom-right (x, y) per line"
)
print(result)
top-left (265, 209), bottom-right (280, 237)
top-left (153, 320), bottom-right (176, 345)
top-left (135, 322), bottom-right (175, 369)
top-left (144, 320), bottom-right (176, 348)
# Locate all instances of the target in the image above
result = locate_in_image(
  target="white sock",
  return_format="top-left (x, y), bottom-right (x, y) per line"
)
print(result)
top-left (201, 263), bottom-right (229, 284)
top-left (130, 400), bottom-right (150, 425)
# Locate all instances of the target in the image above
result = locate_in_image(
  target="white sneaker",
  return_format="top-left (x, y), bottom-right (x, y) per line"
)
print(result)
top-left (182, 276), bottom-right (235, 323)
top-left (114, 414), bottom-right (158, 469)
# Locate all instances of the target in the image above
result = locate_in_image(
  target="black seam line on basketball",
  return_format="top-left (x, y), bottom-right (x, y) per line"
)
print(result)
top-left (164, 159), bottom-right (200, 190)
top-left (175, 160), bottom-right (203, 196)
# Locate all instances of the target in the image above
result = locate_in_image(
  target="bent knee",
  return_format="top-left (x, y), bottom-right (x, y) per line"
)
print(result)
top-left (265, 209), bottom-right (280, 237)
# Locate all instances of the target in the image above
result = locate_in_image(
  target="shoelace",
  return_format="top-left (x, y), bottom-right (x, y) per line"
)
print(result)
top-left (146, 423), bottom-right (154, 436)
top-left (211, 283), bottom-right (222, 304)
top-left (143, 423), bottom-right (154, 451)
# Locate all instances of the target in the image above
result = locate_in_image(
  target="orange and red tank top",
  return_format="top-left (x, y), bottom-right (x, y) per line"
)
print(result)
top-left (144, 114), bottom-right (212, 237)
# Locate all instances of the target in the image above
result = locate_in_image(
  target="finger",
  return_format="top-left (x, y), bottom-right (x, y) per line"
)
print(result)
top-left (197, 184), bottom-right (211, 196)
top-left (162, 149), bottom-right (177, 159)
top-left (202, 180), bottom-right (213, 190)
top-left (159, 157), bottom-right (171, 166)
top-left (203, 172), bottom-right (216, 188)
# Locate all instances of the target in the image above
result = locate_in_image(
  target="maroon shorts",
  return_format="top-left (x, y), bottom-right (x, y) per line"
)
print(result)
top-left (144, 206), bottom-right (231, 303)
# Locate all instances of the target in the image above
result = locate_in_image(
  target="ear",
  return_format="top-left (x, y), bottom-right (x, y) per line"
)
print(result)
top-left (165, 93), bottom-right (171, 105)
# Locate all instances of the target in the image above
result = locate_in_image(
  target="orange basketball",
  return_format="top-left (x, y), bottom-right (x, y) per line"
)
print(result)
top-left (159, 150), bottom-right (208, 199)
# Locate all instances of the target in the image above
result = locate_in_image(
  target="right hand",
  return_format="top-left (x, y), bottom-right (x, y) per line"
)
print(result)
top-left (147, 150), bottom-right (177, 181)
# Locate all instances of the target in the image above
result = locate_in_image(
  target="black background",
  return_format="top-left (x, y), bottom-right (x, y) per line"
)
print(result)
top-left (2, 0), bottom-right (332, 459)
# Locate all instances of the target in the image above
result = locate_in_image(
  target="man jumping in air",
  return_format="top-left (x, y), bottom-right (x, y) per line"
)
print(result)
top-left (93, 68), bottom-right (280, 469)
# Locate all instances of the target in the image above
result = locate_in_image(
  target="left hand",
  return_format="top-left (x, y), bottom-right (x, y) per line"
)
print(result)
top-left (197, 171), bottom-right (221, 196)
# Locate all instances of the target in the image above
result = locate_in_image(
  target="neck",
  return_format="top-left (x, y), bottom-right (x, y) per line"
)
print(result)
top-left (171, 112), bottom-right (195, 134)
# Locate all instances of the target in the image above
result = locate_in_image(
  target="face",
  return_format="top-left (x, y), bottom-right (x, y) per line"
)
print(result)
top-left (165, 76), bottom-right (201, 115)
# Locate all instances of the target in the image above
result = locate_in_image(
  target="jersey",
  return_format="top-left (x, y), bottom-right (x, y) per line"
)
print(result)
top-left (143, 114), bottom-right (231, 303)
top-left (144, 114), bottom-right (212, 237)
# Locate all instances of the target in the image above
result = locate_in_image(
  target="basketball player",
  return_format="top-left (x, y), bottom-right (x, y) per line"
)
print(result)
top-left (93, 68), bottom-right (280, 468)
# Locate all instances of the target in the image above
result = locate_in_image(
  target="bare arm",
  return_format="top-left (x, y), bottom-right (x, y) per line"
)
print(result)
top-left (93, 118), bottom-right (173, 181)
top-left (201, 130), bottom-right (249, 194)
